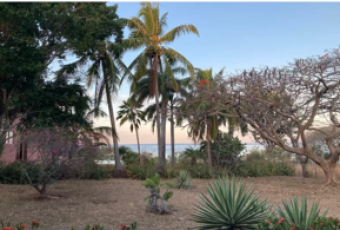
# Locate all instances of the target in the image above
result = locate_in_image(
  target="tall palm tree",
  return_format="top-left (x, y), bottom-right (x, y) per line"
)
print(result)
top-left (133, 66), bottom-right (189, 166)
top-left (123, 2), bottom-right (199, 172)
top-left (56, 40), bottom-right (127, 177)
top-left (117, 98), bottom-right (145, 157)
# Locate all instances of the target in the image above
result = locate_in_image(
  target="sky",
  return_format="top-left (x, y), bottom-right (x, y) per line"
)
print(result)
top-left (93, 2), bottom-right (340, 144)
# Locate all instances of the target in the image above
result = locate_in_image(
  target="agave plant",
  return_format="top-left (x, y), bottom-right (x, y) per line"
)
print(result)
top-left (277, 197), bottom-right (328, 230)
top-left (176, 170), bottom-right (192, 190)
top-left (192, 176), bottom-right (267, 230)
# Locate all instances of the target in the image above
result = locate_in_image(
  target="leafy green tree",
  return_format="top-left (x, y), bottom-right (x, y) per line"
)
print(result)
top-left (0, 3), bottom-right (124, 155)
top-left (117, 98), bottom-right (145, 157)
top-left (123, 2), bottom-right (199, 172)
top-left (200, 132), bottom-right (244, 170)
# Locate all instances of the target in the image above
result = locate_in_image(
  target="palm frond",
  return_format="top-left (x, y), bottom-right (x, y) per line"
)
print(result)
top-left (164, 48), bottom-right (195, 77)
top-left (161, 25), bottom-right (199, 44)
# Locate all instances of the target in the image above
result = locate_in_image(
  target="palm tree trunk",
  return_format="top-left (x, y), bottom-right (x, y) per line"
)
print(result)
top-left (152, 55), bottom-right (164, 174)
top-left (103, 66), bottom-right (123, 177)
top-left (170, 104), bottom-right (175, 166)
top-left (206, 118), bottom-right (213, 167)
top-left (135, 125), bottom-right (141, 161)
top-left (160, 99), bottom-right (168, 164)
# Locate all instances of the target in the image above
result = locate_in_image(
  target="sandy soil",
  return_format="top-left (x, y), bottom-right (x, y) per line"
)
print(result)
top-left (1, 175), bottom-right (340, 230)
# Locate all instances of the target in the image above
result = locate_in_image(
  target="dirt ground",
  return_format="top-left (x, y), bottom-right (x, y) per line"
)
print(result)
top-left (1, 174), bottom-right (340, 230)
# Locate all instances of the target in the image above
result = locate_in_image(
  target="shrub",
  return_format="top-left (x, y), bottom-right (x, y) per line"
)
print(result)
top-left (17, 127), bottom-right (102, 197)
top-left (0, 162), bottom-right (29, 184)
top-left (142, 173), bottom-right (174, 214)
top-left (235, 150), bottom-right (294, 177)
top-left (200, 132), bottom-right (244, 170)
top-left (180, 147), bottom-right (206, 165)
top-left (119, 146), bottom-right (139, 165)
top-left (186, 163), bottom-right (227, 179)
top-left (126, 162), bottom-right (156, 180)
top-left (192, 176), bottom-right (267, 230)
top-left (235, 160), bottom-right (294, 177)
top-left (176, 170), bottom-right (192, 189)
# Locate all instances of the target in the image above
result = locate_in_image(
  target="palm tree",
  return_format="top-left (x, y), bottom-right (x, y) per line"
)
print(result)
top-left (117, 98), bottom-right (145, 157)
top-left (181, 147), bottom-right (206, 165)
top-left (56, 40), bottom-right (127, 177)
top-left (180, 68), bottom-right (247, 166)
top-left (133, 66), bottom-right (189, 166)
top-left (123, 2), bottom-right (199, 172)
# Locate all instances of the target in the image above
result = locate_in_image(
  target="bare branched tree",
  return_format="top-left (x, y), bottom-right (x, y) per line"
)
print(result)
top-left (182, 47), bottom-right (340, 184)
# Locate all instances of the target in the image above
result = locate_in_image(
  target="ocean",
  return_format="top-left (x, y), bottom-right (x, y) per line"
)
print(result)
top-left (114, 143), bottom-right (265, 156)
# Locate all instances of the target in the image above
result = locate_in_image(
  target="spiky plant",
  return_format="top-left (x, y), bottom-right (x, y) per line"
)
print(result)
top-left (277, 197), bottom-right (327, 230)
top-left (176, 170), bottom-right (192, 190)
top-left (192, 176), bottom-right (267, 230)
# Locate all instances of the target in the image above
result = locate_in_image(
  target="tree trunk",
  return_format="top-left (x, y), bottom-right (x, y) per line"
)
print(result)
top-left (266, 142), bottom-right (274, 161)
top-left (291, 138), bottom-right (309, 178)
top-left (152, 55), bottom-right (164, 174)
top-left (135, 126), bottom-right (141, 163)
top-left (104, 71), bottom-right (123, 177)
top-left (322, 162), bottom-right (337, 185)
top-left (299, 156), bottom-right (309, 178)
top-left (170, 104), bottom-right (175, 166)
top-left (206, 119), bottom-right (213, 167)
top-left (160, 99), bottom-right (167, 165)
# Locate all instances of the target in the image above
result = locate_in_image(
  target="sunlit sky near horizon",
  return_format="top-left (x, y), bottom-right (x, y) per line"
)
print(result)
top-left (94, 2), bottom-right (340, 144)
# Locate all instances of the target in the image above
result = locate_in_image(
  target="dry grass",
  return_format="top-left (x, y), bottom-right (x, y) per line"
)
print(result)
top-left (1, 176), bottom-right (340, 230)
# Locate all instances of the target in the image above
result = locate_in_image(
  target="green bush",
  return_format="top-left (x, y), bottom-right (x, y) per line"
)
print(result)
top-left (0, 162), bottom-right (29, 184)
top-left (235, 150), bottom-right (294, 177)
top-left (236, 160), bottom-right (294, 177)
top-left (125, 162), bottom-right (156, 180)
top-left (192, 176), bottom-right (267, 229)
top-left (119, 146), bottom-right (139, 165)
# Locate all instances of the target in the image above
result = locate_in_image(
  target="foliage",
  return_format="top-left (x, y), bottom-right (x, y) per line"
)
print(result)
top-left (200, 132), bottom-right (244, 169)
top-left (257, 216), bottom-right (340, 230)
top-left (126, 162), bottom-right (157, 180)
top-left (235, 150), bottom-right (294, 177)
top-left (124, 2), bottom-right (199, 172)
top-left (18, 127), bottom-right (101, 196)
top-left (142, 173), bottom-right (174, 214)
top-left (0, 3), bottom-right (124, 152)
top-left (277, 197), bottom-right (327, 230)
top-left (236, 160), bottom-right (294, 177)
top-left (181, 147), bottom-right (206, 165)
top-left (192, 176), bottom-right (267, 230)
top-left (175, 170), bottom-right (192, 189)
top-left (0, 162), bottom-right (29, 184)
top-left (119, 146), bottom-right (139, 165)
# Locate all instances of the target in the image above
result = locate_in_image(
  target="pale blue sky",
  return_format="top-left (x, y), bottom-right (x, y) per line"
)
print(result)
top-left (95, 2), bottom-right (340, 144)
top-left (108, 2), bottom-right (340, 98)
